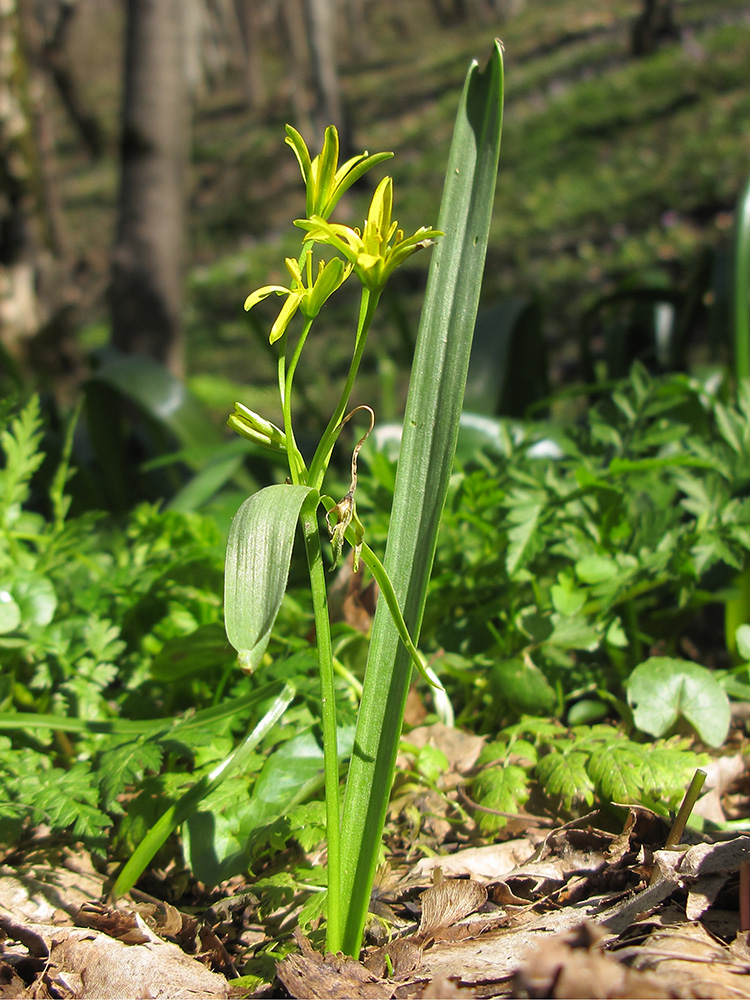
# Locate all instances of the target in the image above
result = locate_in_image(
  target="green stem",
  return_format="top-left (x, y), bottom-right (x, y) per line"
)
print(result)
top-left (308, 288), bottom-right (381, 491)
top-left (276, 329), bottom-right (306, 484)
top-left (300, 496), bottom-right (342, 952)
top-left (282, 317), bottom-right (315, 483)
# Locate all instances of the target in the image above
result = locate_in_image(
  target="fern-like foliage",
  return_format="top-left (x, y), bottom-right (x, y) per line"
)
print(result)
top-left (0, 395), bottom-right (44, 537)
top-left (471, 719), bottom-right (707, 833)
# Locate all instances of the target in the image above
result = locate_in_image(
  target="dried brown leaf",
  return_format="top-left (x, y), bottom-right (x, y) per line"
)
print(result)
top-left (418, 879), bottom-right (488, 939)
top-left (277, 930), bottom-right (393, 1000)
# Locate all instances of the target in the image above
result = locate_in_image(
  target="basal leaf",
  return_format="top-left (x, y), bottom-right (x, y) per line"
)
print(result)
top-left (535, 750), bottom-right (594, 810)
top-left (472, 762), bottom-right (530, 833)
top-left (587, 742), bottom-right (645, 804)
top-left (640, 741), bottom-right (707, 808)
top-left (224, 484), bottom-right (315, 672)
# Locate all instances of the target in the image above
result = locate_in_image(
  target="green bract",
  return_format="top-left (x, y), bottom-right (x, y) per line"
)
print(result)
top-left (295, 176), bottom-right (444, 292)
top-left (285, 124), bottom-right (393, 221)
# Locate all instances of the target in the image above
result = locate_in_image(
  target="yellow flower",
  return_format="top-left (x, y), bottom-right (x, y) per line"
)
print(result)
top-left (285, 124), bottom-right (393, 221)
top-left (295, 177), bottom-right (443, 292)
top-left (244, 254), bottom-right (351, 343)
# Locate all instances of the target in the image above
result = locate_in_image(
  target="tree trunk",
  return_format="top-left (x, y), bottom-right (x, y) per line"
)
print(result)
top-left (306, 0), bottom-right (344, 140)
top-left (111, 0), bottom-right (189, 377)
top-left (236, 0), bottom-right (269, 111)
top-left (41, 0), bottom-right (105, 159)
top-left (0, 0), bottom-right (63, 361)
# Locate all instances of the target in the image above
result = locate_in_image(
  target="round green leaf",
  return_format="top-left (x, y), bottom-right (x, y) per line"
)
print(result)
top-left (11, 575), bottom-right (57, 627)
top-left (0, 591), bottom-right (21, 633)
top-left (491, 657), bottom-right (556, 715)
top-left (735, 624), bottom-right (750, 662)
top-left (626, 657), bottom-right (730, 748)
top-left (575, 555), bottom-right (617, 584)
top-left (551, 582), bottom-right (586, 616)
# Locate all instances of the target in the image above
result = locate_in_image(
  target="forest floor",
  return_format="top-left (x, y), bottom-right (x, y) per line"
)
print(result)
top-left (3, 716), bottom-right (750, 999)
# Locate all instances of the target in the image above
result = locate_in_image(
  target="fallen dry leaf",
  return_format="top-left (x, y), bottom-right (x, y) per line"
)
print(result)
top-left (277, 929), bottom-right (393, 999)
top-left (619, 920), bottom-right (750, 998)
top-left (511, 921), bottom-right (679, 998)
top-left (418, 878), bottom-right (488, 939)
top-left (0, 919), bottom-right (230, 999)
top-left (410, 839), bottom-right (538, 884)
top-left (406, 724), bottom-right (485, 776)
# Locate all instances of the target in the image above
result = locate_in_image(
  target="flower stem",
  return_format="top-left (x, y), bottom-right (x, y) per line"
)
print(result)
top-left (308, 288), bottom-right (381, 491)
top-left (300, 496), bottom-right (342, 952)
top-left (282, 317), bottom-right (315, 483)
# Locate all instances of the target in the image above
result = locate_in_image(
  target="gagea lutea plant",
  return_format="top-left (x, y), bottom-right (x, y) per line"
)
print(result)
top-left (224, 43), bottom-right (504, 958)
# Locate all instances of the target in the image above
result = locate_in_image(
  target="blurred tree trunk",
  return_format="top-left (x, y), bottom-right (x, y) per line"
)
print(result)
top-left (0, 0), bottom-right (70, 369)
top-left (306, 0), bottom-right (343, 138)
top-left (341, 0), bottom-right (370, 62)
top-left (631, 0), bottom-right (679, 56)
top-left (281, 0), bottom-right (315, 136)
top-left (236, 0), bottom-right (269, 111)
top-left (40, 0), bottom-right (105, 159)
top-left (111, 0), bottom-right (188, 377)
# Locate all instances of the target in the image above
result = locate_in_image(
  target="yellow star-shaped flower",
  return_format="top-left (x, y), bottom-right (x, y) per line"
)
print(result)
top-left (244, 254), bottom-right (351, 343)
top-left (285, 124), bottom-right (393, 221)
top-left (294, 177), bottom-right (443, 292)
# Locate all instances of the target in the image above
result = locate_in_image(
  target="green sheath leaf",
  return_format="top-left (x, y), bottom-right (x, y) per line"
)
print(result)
top-left (224, 484), bottom-right (315, 671)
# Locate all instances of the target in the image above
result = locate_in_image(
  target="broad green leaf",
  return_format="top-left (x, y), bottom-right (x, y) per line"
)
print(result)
top-left (736, 624), bottom-right (750, 662)
top-left (251, 724), bottom-right (355, 828)
top-left (224, 484), bottom-right (315, 672)
top-left (0, 591), bottom-right (20, 633)
top-left (551, 577), bottom-right (586, 616)
top-left (506, 502), bottom-right (543, 577)
top-left (150, 623), bottom-right (234, 681)
top-left (641, 741), bottom-right (707, 808)
top-left (491, 657), bottom-right (556, 715)
top-left (575, 555), bottom-right (617, 584)
top-left (12, 575), bottom-right (57, 628)
top-left (112, 681), bottom-right (295, 897)
top-left (548, 613), bottom-right (602, 652)
top-left (627, 657), bottom-right (730, 748)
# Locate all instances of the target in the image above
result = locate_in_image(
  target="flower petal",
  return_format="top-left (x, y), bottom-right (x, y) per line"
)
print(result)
top-left (269, 291), bottom-right (303, 343)
top-left (244, 285), bottom-right (291, 311)
top-left (303, 257), bottom-right (351, 318)
top-left (284, 125), bottom-right (312, 188)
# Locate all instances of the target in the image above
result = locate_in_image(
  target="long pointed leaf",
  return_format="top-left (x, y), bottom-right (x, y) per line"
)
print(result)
top-left (337, 42), bottom-right (504, 955)
top-left (225, 484), bottom-right (315, 671)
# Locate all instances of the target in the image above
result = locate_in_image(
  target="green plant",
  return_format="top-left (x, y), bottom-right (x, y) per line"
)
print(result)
top-left (0, 394), bottom-right (296, 865)
top-left (220, 45), bottom-right (503, 956)
top-left (353, 363), bottom-right (750, 769)
top-left (471, 718), bottom-right (706, 832)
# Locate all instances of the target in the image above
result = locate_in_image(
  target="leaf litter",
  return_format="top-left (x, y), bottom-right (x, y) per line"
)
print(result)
top-left (3, 724), bottom-right (750, 997)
